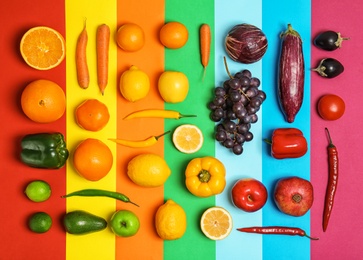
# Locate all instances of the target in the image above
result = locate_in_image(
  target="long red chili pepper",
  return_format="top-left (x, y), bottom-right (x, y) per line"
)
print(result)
top-left (323, 127), bottom-right (339, 232)
top-left (237, 226), bottom-right (319, 240)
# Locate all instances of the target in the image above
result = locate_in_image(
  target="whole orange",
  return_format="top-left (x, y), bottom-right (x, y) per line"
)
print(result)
top-left (116, 23), bottom-right (145, 52)
top-left (75, 99), bottom-right (110, 131)
top-left (159, 22), bottom-right (188, 49)
top-left (21, 79), bottom-right (66, 123)
top-left (73, 138), bottom-right (113, 181)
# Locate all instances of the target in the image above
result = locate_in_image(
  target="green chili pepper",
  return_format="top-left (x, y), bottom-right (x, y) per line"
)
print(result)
top-left (61, 189), bottom-right (139, 207)
top-left (20, 132), bottom-right (69, 169)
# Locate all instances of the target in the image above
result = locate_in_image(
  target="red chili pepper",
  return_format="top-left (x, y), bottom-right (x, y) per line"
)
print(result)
top-left (265, 128), bottom-right (308, 159)
top-left (323, 127), bottom-right (339, 232)
top-left (237, 226), bottom-right (319, 240)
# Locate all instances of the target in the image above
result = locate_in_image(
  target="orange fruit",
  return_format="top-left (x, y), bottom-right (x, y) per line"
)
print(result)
top-left (159, 22), bottom-right (188, 49)
top-left (21, 79), bottom-right (66, 123)
top-left (200, 206), bottom-right (233, 240)
top-left (73, 138), bottom-right (113, 181)
top-left (116, 23), bottom-right (145, 52)
top-left (20, 26), bottom-right (65, 70)
top-left (75, 99), bottom-right (110, 131)
top-left (172, 124), bottom-right (203, 154)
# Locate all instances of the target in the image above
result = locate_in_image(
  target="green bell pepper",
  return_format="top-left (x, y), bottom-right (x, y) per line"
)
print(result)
top-left (20, 132), bottom-right (69, 169)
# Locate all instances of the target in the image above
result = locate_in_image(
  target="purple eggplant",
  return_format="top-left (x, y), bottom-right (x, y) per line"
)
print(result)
top-left (278, 24), bottom-right (305, 123)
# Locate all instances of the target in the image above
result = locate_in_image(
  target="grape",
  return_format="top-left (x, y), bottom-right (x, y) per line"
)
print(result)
top-left (245, 87), bottom-right (258, 98)
top-left (257, 90), bottom-right (266, 101)
top-left (234, 133), bottom-right (245, 144)
top-left (208, 68), bottom-right (266, 155)
top-left (245, 131), bottom-right (254, 142)
top-left (215, 130), bottom-right (227, 142)
top-left (214, 107), bottom-right (224, 118)
top-left (210, 114), bottom-right (222, 122)
top-left (250, 77), bottom-right (261, 88)
top-left (241, 69), bottom-right (252, 78)
top-left (213, 96), bottom-right (225, 106)
top-left (241, 114), bottom-right (252, 124)
top-left (239, 76), bottom-right (250, 88)
top-left (215, 87), bottom-right (226, 97)
top-left (226, 110), bottom-right (237, 120)
top-left (229, 90), bottom-right (242, 102)
top-left (250, 97), bottom-right (262, 108)
top-left (250, 113), bottom-right (258, 123)
top-left (228, 78), bottom-right (241, 90)
top-left (237, 123), bottom-right (250, 134)
top-left (232, 144), bottom-right (243, 155)
top-left (223, 138), bottom-right (234, 148)
top-left (223, 120), bottom-right (237, 133)
top-left (208, 101), bottom-right (218, 110)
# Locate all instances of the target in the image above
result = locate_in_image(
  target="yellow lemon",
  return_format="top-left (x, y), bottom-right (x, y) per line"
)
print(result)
top-left (155, 199), bottom-right (187, 240)
top-left (120, 65), bottom-right (150, 102)
top-left (158, 71), bottom-right (189, 103)
top-left (200, 206), bottom-right (233, 240)
top-left (127, 153), bottom-right (171, 187)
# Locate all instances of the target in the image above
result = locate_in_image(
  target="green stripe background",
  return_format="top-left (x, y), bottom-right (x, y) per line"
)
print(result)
top-left (163, 0), bottom-right (215, 259)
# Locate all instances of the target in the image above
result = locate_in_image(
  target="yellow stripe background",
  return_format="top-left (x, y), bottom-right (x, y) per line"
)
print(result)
top-left (65, 0), bottom-right (117, 259)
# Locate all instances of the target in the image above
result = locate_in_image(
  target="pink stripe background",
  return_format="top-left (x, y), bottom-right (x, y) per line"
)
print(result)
top-left (311, 0), bottom-right (363, 259)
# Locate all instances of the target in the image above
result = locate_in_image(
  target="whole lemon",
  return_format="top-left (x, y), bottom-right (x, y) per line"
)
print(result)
top-left (155, 199), bottom-right (187, 240)
top-left (158, 71), bottom-right (189, 103)
top-left (127, 153), bottom-right (171, 187)
top-left (120, 66), bottom-right (150, 102)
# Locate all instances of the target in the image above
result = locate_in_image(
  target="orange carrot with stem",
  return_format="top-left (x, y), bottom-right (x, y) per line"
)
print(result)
top-left (200, 24), bottom-right (211, 80)
top-left (96, 24), bottom-right (110, 95)
top-left (76, 19), bottom-right (89, 89)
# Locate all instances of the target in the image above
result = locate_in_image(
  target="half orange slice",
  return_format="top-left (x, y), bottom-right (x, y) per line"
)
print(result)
top-left (20, 26), bottom-right (65, 70)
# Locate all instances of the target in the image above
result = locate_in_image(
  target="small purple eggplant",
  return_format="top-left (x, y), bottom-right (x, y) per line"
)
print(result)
top-left (314, 31), bottom-right (349, 51)
top-left (312, 58), bottom-right (344, 78)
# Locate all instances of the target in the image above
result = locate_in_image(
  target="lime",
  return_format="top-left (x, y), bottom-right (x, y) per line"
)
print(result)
top-left (28, 212), bottom-right (52, 233)
top-left (25, 180), bottom-right (51, 202)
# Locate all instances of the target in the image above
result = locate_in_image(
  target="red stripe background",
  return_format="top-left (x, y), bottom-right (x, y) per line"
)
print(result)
top-left (0, 1), bottom-right (66, 259)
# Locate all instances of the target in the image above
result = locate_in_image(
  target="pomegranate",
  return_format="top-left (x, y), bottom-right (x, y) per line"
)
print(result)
top-left (274, 176), bottom-right (313, 217)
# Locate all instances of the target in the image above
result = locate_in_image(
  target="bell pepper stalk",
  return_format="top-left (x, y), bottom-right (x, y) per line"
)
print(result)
top-left (185, 156), bottom-right (226, 197)
top-left (20, 132), bottom-right (69, 169)
top-left (264, 128), bottom-right (308, 159)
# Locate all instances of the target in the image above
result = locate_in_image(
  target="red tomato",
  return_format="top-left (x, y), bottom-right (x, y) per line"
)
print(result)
top-left (317, 94), bottom-right (345, 120)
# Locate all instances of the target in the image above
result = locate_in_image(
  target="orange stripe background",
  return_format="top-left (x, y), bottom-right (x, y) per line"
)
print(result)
top-left (116, 1), bottom-right (165, 259)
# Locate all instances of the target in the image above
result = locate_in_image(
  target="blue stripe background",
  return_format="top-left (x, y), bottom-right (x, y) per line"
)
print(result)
top-left (262, 1), bottom-right (312, 260)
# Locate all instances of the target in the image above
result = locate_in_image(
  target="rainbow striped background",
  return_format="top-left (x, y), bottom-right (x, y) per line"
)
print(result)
top-left (1, 0), bottom-right (363, 259)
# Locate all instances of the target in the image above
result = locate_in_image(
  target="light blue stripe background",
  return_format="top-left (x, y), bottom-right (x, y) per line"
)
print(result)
top-left (215, 0), bottom-right (263, 259)
top-left (215, 0), bottom-right (312, 259)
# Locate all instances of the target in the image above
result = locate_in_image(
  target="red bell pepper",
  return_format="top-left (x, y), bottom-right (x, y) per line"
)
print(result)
top-left (267, 128), bottom-right (308, 159)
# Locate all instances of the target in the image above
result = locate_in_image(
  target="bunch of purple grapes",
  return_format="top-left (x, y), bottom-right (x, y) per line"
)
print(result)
top-left (208, 69), bottom-right (266, 155)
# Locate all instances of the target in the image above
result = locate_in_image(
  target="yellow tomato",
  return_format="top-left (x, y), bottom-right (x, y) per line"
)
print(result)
top-left (185, 156), bottom-right (226, 197)
top-left (158, 71), bottom-right (189, 103)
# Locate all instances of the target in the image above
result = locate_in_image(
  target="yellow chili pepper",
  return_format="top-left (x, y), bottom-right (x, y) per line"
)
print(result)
top-left (109, 131), bottom-right (170, 148)
top-left (185, 156), bottom-right (226, 197)
top-left (124, 109), bottom-right (196, 120)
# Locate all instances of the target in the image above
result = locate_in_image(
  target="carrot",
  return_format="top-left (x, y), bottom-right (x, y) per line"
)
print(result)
top-left (76, 20), bottom-right (89, 89)
top-left (200, 24), bottom-right (211, 80)
top-left (96, 24), bottom-right (110, 95)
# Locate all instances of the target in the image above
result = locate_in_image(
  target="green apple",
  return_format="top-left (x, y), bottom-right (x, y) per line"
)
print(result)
top-left (110, 210), bottom-right (140, 237)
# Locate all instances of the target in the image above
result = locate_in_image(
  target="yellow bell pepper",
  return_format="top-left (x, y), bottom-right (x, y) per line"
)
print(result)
top-left (185, 156), bottom-right (226, 197)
